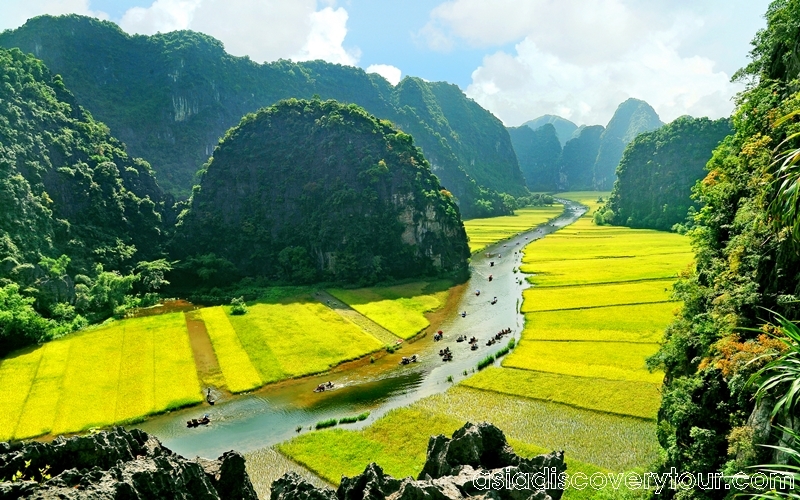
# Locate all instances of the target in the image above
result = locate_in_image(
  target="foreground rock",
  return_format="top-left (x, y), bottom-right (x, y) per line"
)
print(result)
top-left (0, 427), bottom-right (257, 499)
top-left (272, 422), bottom-right (566, 500)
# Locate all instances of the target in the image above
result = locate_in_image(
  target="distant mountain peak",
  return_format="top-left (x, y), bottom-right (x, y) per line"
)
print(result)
top-left (522, 115), bottom-right (578, 147)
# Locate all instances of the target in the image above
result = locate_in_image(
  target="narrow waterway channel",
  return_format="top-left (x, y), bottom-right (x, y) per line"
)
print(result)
top-left (132, 200), bottom-right (587, 459)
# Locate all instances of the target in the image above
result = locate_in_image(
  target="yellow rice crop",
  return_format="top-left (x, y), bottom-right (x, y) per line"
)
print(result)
top-left (201, 307), bottom-right (264, 393)
top-left (328, 282), bottom-right (450, 339)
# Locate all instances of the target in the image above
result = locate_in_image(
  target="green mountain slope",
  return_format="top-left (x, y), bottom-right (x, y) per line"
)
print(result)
top-left (507, 124), bottom-right (562, 191)
top-left (605, 116), bottom-right (732, 230)
top-left (173, 99), bottom-right (470, 286)
top-left (0, 47), bottom-right (168, 276)
top-left (0, 14), bottom-right (524, 217)
top-left (593, 98), bottom-right (663, 190)
top-left (559, 125), bottom-right (604, 191)
top-left (523, 115), bottom-right (578, 146)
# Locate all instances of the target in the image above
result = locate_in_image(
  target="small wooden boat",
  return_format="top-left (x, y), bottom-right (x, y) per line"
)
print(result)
top-left (187, 415), bottom-right (211, 428)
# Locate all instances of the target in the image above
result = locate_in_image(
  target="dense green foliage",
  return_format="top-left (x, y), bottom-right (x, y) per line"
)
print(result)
top-left (649, 2), bottom-right (800, 497)
top-left (507, 124), bottom-right (562, 191)
top-left (605, 116), bottom-right (732, 231)
top-left (593, 99), bottom-right (663, 190)
top-left (559, 125), bottom-right (605, 191)
top-left (0, 15), bottom-right (524, 217)
top-left (174, 99), bottom-right (470, 287)
top-left (0, 47), bottom-right (171, 353)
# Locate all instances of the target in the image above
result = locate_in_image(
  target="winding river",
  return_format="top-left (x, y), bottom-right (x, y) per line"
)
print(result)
top-left (132, 200), bottom-right (587, 459)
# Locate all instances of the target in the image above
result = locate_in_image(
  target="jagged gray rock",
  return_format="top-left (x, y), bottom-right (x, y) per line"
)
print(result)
top-left (271, 422), bottom-right (566, 500)
top-left (0, 427), bottom-right (257, 499)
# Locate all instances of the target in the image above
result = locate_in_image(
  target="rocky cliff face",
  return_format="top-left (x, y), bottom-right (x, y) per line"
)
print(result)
top-left (0, 427), bottom-right (257, 499)
top-left (559, 125), bottom-right (604, 191)
top-left (173, 99), bottom-right (470, 285)
top-left (593, 99), bottom-right (663, 190)
top-left (507, 124), bottom-right (562, 191)
top-left (605, 115), bottom-right (732, 230)
top-left (271, 422), bottom-right (566, 500)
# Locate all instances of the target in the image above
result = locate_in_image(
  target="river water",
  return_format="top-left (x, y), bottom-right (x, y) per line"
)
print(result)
top-left (133, 200), bottom-right (586, 459)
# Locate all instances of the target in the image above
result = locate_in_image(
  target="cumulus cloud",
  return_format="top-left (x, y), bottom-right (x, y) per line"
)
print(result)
top-left (0, 0), bottom-right (106, 31)
top-left (293, 6), bottom-right (360, 65)
top-left (119, 0), bottom-right (358, 65)
top-left (420, 0), bottom-right (757, 125)
top-left (119, 0), bottom-right (200, 35)
top-left (366, 64), bottom-right (402, 85)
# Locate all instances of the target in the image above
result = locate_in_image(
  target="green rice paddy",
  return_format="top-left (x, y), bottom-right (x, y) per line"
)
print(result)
top-left (328, 281), bottom-right (451, 339)
top-left (463, 205), bottom-right (564, 253)
top-left (277, 386), bottom-right (660, 482)
top-left (0, 313), bottom-right (202, 441)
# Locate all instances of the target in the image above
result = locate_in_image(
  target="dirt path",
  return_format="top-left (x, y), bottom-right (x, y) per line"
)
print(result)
top-left (185, 311), bottom-right (226, 394)
top-left (313, 290), bottom-right (401, 345)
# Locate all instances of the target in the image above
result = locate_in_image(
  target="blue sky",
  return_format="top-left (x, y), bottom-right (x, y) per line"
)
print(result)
top-left (0, 0), bottom-right (772, 126)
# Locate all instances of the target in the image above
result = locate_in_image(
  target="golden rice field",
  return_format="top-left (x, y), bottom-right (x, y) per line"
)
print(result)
top-left (522, 252), bottom-right (694, 286)
top-left (0, 313), bottom-right (202, 441)
top-left (228, 299), bottom-right (384, 381)
top-left (200, 307), bottom-right (264, 393)
top-left (520, 279), bottom-right (675, 312)
top-left (522, 302), bottom-right (679, 343)
top-left (503, 340), bottom-right (663, 383)
top-left (462, 368), bottom-right (661, 420)
top-left (277, 191), bottom-right (687, 490)
top-left (328, 281), bottom-right (451, 339)
top-left (463, 205), bottom-right (564, 253)
top-left (201, 297), bottom-right (386, 393)
top-left (521, 233), bottom-right (691, 263)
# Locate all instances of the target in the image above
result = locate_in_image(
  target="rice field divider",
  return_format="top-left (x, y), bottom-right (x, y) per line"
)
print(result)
top-left (477, 338), bottom-right (517, 371)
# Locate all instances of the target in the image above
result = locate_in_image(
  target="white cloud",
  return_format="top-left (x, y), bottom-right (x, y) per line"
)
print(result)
top-left (119, 0), bottom-right (200, 34)
top-left (119, 0), bottom-right (359, 65)
top-left (420, 0), bottom-right (755, 125)
top-left (467, 36), bottom-right (739, 126)
top-left (0, 0), bottom-right (106, 31)
top-left (293, 6), bottom-right (359, 65)
top-left (366, 64), bottom-right (402, 86)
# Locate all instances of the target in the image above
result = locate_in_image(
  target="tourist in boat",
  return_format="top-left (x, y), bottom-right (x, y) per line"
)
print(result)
top-left (488, 275), bottom-right (493, 282)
